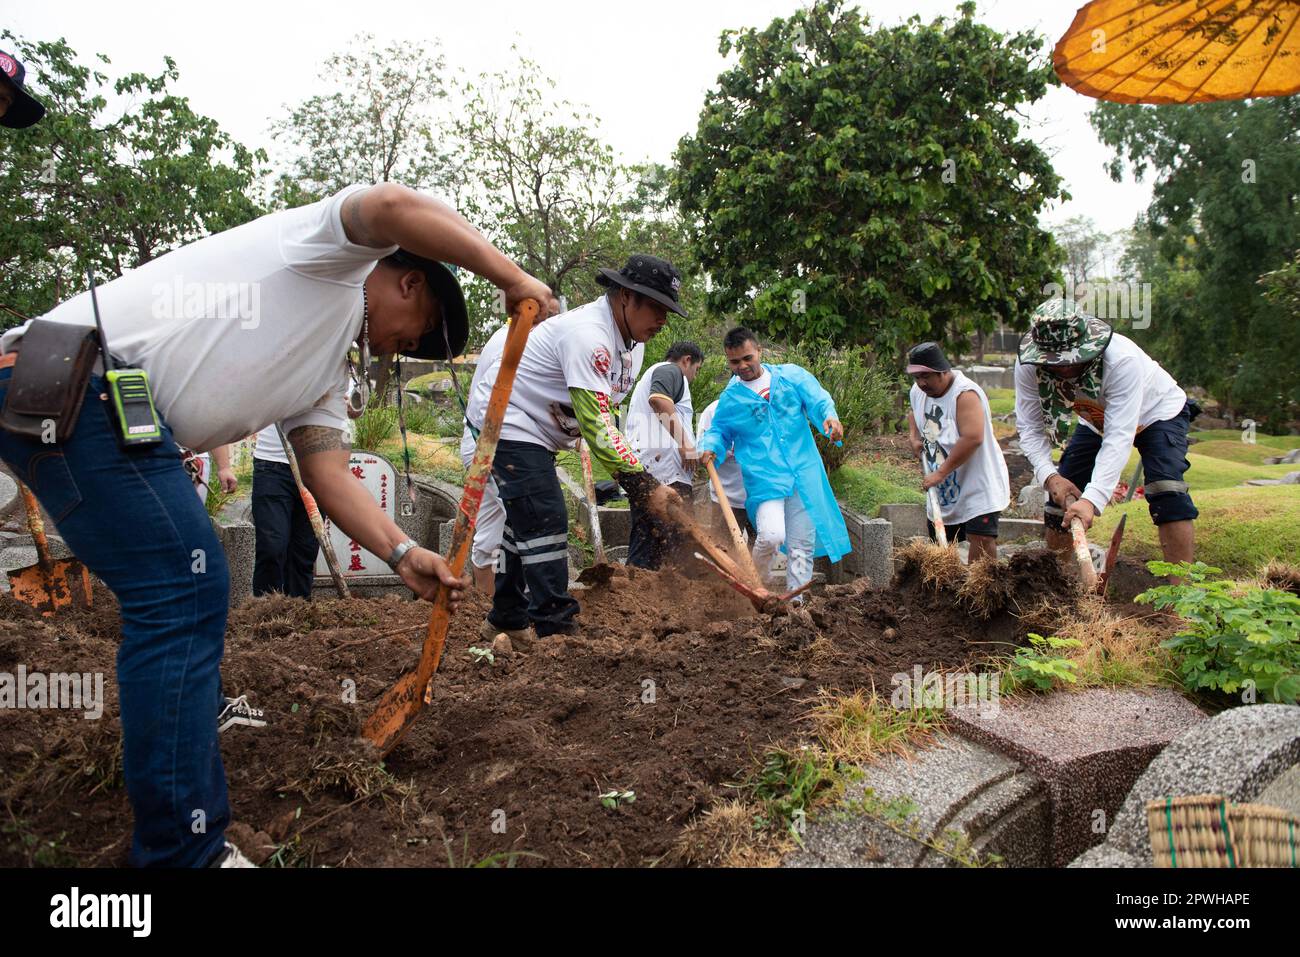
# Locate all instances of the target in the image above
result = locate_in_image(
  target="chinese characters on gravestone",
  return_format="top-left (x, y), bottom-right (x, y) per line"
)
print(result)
top-left (314, 451), bottom-right (397, 577)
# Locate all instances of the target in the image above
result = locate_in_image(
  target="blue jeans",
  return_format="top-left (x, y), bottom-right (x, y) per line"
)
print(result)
top-left (0, 368), bottom-right (230, 867)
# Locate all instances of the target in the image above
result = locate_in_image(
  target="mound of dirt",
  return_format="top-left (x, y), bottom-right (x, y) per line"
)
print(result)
top-left (0, 550), bottom-right (1083, 868)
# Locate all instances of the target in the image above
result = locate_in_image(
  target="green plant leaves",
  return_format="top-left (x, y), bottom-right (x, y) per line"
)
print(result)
top-left (1139, 561), bottom-right (1300, 704)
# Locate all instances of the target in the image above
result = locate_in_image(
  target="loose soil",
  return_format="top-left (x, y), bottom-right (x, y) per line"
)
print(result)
top-left (3, 549), bottom-right (1134, 868)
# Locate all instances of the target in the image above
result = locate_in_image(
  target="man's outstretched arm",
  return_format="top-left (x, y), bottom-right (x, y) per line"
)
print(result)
top-left (289, 425), bottom-right (466, 605)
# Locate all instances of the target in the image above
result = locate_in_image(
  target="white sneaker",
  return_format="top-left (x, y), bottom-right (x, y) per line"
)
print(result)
top-left (218, 695), bottom-right (267, 733)
top-left (209, 840), bottom-right (257, 868)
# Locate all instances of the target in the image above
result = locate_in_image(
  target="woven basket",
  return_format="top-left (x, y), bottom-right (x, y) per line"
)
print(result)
top-left (1147, 794), bottom-right (1299, 868)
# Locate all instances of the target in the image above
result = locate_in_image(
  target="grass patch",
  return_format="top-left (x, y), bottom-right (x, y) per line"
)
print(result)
top-left (1093, 486), bottom-right (1300, 578)
top-left (373, 433), bottom-right (462, 478)
top-left (830, 457), bottom-right (925, 516)
top-left (668, 689), bottom-right (943, 867)
top-left (1001, 597), bottom-right (1176, 692)
top-left (805, 688), bottom-right (943, 765)
top-left (1181, 453), bottom-right (1296, 491)
top-left (1190, 429), bottom-right (1296, 450)
top-left (406, 370), bottom-right (453, 394)
top-left (1186, 440), bottom-right (1292, 466)
top-left (986, 387), bottom-right (1015, 417)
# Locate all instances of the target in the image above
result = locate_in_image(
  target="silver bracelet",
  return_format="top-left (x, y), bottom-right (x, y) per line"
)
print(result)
top-left (386, 539), bottom-right (420, 572)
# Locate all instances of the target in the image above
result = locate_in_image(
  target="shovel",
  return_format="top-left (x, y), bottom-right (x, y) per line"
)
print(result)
top-left (276, 424), bottom-right (350, 600)
top-left (1063, 496), bottom-right (1100, 592)
top-left (655, 487), bottom-right (803, 612)
top-left (705, 458), bottom-right (764, 589)
top-left (1097, 513), bottom-right (1127, 597)
top-left (919, 441), bottom-right (950, 548)
top-left (7, 481), bottom-right (92, 616)
top-left (576, 438), bottom-right (606, 565)
top-left (363, 298), bottom-right (540, 758)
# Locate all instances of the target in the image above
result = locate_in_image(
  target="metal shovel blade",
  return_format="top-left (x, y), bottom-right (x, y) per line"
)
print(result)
top-left (1097, 513), bottom-right (1128, 596)
top-left (7, 561), bottom-right (93, 617)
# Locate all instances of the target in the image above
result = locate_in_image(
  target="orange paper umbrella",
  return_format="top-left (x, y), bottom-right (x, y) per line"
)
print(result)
top-left (1055, 0), bottom-right (1300, 104)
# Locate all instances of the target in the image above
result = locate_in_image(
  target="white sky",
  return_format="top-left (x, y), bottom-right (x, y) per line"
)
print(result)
top-left (6, 0), bottom-right (1152, 235)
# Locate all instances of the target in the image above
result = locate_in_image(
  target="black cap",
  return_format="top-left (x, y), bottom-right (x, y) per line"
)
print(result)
top-left (0, 50), bottom-right (46, 129)
top-left (595, 254), bottom-right (687, 317)
top-left (384, 250), bottom-right (469, 360)
top-left (906, 341), bottom-right (952, 374)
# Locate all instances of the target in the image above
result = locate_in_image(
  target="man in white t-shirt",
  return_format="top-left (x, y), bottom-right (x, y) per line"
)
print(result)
top-left (624, 341), bottom-right (703, 569)
top-left (0, 182), bottom-right (555, 868)
top-left (484, 255), bottom-right (687, 642)
top-left (1014, 298), bottom-right (1197, 567)
top-left (906, 342), bottom-right (1010, 562)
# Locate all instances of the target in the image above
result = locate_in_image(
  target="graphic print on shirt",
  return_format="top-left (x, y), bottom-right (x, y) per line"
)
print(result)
top-left (592, 345), bottom-right (636, 395)
top-left (922, 405), bottom-right (962, 509)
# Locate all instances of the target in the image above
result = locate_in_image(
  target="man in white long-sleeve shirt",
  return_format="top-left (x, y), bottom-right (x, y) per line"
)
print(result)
top-left (1014, 299), bottom-right (1197, 566)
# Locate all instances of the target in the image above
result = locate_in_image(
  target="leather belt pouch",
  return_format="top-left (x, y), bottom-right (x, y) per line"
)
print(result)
top-left (0, 320), bottom-right (101, 442)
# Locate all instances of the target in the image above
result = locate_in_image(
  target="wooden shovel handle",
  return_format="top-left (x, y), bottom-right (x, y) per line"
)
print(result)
top-left (277, 424), bottom-right (350, 599)
top-left (1062, 494), bottom-right (1099, 589)
top-left (363, 298), bottom-right (540, 756)
top-left (705, 459), bottom-right (763, 588)
top-left (1070, 517), bottom-right (1099, 590)
top-left (17, 482), bottom-right (53, 574)
top-left (927, 487), bottom-right (949, 548)
top-left (577, 438), bottom-right (605, 564)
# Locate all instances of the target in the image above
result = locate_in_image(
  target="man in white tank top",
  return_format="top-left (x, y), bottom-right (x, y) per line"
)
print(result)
top-left (906, 342), bottom-right (1010, 562)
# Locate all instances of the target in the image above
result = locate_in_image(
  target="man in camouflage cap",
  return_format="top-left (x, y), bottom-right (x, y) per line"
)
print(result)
top-left (1014, 298), bottom-right (1197, 569)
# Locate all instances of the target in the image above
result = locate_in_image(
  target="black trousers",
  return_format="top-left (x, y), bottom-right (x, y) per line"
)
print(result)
top-left (628, 481), bottom-right (693, 570)
top-left (252, 459), bottom-right (321, 599)
top-left (489, 439), bottom-right (580, 637)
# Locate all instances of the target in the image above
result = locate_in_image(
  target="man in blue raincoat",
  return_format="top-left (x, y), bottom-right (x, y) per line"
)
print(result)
top-left (698, 327), bottom-right (852, 593)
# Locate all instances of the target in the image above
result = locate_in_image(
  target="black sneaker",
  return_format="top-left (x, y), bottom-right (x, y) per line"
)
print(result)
top-left (218, 695), bottom-right (266, 733)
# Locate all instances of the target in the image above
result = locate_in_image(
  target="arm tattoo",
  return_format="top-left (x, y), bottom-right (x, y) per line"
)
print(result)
top-left (288, 425), bottom-right (344, 458)
top-left (341, 191), bottom-right (377, 247)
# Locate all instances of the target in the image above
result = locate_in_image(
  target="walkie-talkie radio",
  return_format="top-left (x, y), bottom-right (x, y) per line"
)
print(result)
top-left (87, 270), bottom-right (162, 448)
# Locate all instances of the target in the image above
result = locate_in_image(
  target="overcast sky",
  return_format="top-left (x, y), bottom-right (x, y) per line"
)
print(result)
top-left (6, 0), bottom-right (1152, 235)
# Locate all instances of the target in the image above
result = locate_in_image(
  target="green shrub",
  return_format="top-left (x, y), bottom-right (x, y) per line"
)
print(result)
top-left (400, 399), bottom-right (463, 439)
top-left (352, 406), bottom-right (398, 450)
top-left (1002, 634), bottom-right (1083, 693)
top-left (1137, 561), bottom-right (1300, 704)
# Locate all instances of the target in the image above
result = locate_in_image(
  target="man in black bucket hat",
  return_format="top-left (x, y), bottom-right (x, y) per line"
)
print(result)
top-left (594, 254), bottom-right (689, 318)
top-left (0, 182), bottom-right (555, 868)
top-left (478, 254), bottom-right (687, 645)
top-left (0, 49), bottom-right (46, 128)
top-left (1013, 298), bottom-right (1198, 573)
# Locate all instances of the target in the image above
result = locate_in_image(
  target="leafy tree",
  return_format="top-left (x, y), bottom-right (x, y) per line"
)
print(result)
top-left (447, 62), bottom-right (699, 346)
top-left (1053, 215), bottom-right (1116, 287)
top-left (448, 51), bottom-right (639, 314)
top-left (672, 1), bottom-right (1065, 358)
top-left (268, 33), bottom-right (452, 207)
top-left (1093, 95), bottom-right (1300, 424)
top-left (0, 33), bottom-right (265, 321)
